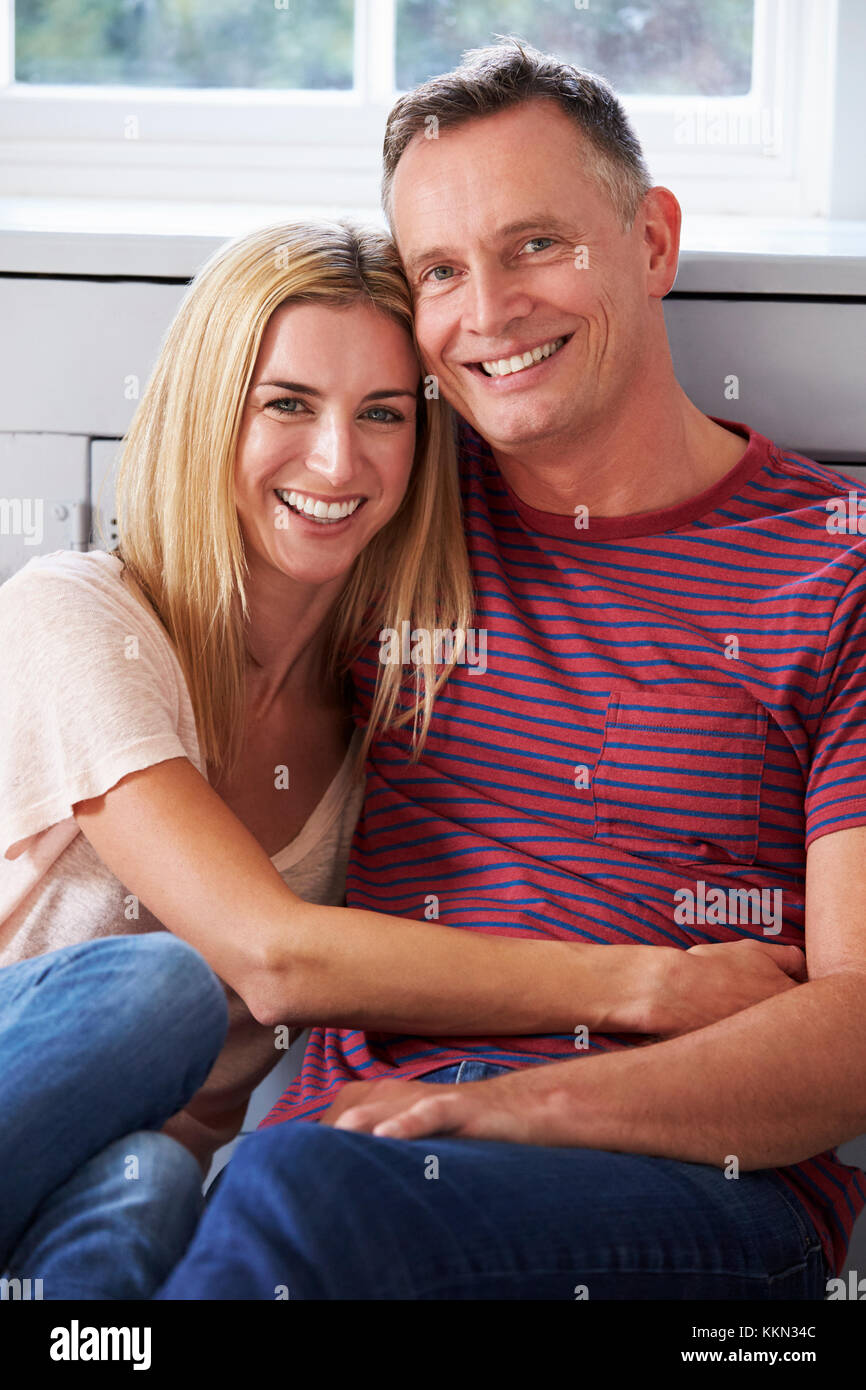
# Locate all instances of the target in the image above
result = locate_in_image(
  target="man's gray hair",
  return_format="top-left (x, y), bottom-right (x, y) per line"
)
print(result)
top-left (382, 37), bottom-right (653, 231)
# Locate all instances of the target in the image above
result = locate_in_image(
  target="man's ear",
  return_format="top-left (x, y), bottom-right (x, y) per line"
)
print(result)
top-left (640, 186), bottom-right (681, 300)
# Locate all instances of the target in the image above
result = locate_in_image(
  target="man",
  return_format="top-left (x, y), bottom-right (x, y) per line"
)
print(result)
top-left (159, 39), bottom-right (866, 1299)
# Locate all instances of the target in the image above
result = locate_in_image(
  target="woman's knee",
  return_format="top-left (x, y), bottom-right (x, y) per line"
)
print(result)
top-left (6, 1130), bottom-right (205, 1298)
top-left (37, 934), bottom-right (228, 1092)
top-left (93, 1130), bottom-right (204, 1207)
top-left (74, 933), bottom-right (227, 1058)
top-left (130, 933), bottom-right (227, 1041)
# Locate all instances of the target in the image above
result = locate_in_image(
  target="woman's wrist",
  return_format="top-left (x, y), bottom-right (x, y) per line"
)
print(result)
top-left (572, 943), bottom-right (678, 1036)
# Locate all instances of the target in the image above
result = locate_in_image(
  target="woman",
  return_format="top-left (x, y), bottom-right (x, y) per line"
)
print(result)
top-left (0, 220), bottom-right (805, 1299)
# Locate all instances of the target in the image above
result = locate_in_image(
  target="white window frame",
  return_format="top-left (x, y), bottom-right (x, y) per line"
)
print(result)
top-left (0, 0), bottom-right (846, 217)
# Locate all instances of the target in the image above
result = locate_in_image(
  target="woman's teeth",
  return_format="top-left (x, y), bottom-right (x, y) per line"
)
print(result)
top-left (274, 489), bottom-right (363, 524)
top-left (481, 336), bottom-right (566, 377)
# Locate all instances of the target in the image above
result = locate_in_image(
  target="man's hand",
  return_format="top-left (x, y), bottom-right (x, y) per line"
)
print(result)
top-left (653, 939), bottom-right (807, 1037)
top-left (320, 1078), bottom-right (437, 1128)
top-left (321, 1071), bottom-right (557, 1145)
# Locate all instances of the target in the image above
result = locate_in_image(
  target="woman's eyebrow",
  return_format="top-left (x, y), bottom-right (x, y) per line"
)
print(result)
top-left (361, 389), bottom-right (418, 402)
top-left (257, 380), bottom-right (321, 395)
top-left (255, 381), bottom-right (416, 402)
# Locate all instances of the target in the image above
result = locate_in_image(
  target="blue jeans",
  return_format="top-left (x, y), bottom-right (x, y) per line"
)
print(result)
top-left (0, 933), bottom-right (228, 1299)
top-left (157, 1060), bottom-right (830, 1300)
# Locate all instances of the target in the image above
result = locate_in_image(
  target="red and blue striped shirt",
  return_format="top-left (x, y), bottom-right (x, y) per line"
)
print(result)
top-left (263, 415), bottom-right (866, 1277)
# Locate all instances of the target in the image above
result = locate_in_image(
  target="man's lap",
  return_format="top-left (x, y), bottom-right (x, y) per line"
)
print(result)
top-left (159, 1064), bottom-right (829, 1300)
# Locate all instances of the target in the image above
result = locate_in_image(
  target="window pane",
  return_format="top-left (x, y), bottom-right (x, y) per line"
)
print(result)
top-left (396, 0), bottom-right (754, 96)
top-left (15, 0), bottom-right (354, 90)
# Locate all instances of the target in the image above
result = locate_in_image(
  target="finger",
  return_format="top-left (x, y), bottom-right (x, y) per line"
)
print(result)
top-left (768, 945), bottom-right (808, 980)
top-left (332, 1102), bottom-right (398, 1133)
top-left (372, 1094), bottom-right (469, 1140)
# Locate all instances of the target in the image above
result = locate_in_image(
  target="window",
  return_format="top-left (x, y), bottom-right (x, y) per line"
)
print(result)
top-left (14, 0), bottom-right (355, 90)
top-left (0, 0), bottom-right (842, 217)
top-left (395, 0), bottom-right (754, 96)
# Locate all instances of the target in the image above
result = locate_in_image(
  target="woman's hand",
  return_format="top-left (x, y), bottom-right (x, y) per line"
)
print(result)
top-left (651, 938), bottom-right (808, 1038)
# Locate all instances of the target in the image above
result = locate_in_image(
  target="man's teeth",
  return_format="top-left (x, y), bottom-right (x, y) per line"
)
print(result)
top-left (481, 336), bottom-right (566, 377)
top-left (274, 489), bottom-right (363, 523)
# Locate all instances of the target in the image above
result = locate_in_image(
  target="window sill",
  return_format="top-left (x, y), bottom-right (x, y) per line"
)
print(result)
top-left (1, 197), bottom-right (865, 295)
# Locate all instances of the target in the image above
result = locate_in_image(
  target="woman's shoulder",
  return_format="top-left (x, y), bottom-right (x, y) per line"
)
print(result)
top-left (0, 547), bottom-right (182, 687)
top-left (1, 546), bottom-right (121, 598)
top-left (1, 547), bottom-right (150, 626)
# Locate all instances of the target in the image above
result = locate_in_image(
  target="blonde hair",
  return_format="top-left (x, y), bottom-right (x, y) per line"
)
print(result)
top-left (106, 219), bottom-right (472, 784)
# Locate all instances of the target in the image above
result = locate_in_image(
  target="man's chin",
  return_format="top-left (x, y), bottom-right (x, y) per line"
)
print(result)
top-left (466, 409), bottom-right (572, 456)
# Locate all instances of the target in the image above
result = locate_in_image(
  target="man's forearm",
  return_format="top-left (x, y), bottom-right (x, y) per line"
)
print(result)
top-left (518, 972), bottom-right (866, 1169)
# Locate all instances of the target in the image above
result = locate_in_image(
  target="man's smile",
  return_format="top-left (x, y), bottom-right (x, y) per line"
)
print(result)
top-left (460, 331), bottom-right (574, 388)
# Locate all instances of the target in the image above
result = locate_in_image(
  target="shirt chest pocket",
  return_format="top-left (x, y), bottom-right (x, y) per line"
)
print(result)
top-left (590, 690), bottom-right (768, 867)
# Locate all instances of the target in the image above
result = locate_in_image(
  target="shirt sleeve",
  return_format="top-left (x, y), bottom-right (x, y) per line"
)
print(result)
top-left (0, 562), bottom-right (194, 861)
top-left (804, 562), bottom-right (866, 849)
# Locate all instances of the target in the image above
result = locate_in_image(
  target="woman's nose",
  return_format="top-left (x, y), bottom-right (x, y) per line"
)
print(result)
top-left (303, 416), bottom-right (358, 487)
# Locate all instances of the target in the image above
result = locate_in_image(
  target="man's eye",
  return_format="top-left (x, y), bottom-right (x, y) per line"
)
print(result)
top-left (426, 265), bottom-right (454, 282)
top-left (521, 237), bottom-right (555, 254)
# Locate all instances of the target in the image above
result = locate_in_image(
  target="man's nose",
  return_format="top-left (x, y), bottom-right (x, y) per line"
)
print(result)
top-left (303, 415), bottom-right (358, 488)
top-left (462, 263), bottom-right (533, 342)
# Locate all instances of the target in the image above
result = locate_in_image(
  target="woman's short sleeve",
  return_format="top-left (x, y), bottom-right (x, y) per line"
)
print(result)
top-left (0, 558), bottom-right (194, 860)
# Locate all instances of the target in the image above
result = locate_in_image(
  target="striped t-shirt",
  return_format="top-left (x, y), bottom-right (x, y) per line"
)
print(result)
top-left (262, 415), bottom-right (866, 1277)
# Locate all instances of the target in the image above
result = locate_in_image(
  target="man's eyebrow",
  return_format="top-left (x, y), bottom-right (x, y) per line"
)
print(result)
top-left (255, 381), bottom-right (416, 402)
top-left (405, 216), bottom-right (578, 277)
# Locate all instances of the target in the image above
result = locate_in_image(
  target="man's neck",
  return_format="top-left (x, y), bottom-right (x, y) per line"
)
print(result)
top-left (488, 388), bottom-right (749, 521)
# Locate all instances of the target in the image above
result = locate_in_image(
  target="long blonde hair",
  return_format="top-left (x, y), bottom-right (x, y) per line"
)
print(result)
top-left (106, 220), bottom-right (472, 783)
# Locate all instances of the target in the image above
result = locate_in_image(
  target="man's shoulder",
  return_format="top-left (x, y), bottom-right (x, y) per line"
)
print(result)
top-left (753, 434), bottom-right (866, 569)
top-left (761, 433), bottom-right (865, 504)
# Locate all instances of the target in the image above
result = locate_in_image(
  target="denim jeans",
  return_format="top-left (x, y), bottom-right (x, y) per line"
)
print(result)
top-left (0, 933), bottom-right (228, 1299)
top-left (157, 1059), bottom-right (831, 1300)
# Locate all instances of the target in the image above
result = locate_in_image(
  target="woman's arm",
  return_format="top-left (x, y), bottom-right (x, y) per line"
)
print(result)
top-left (72, 756), bottom-right (804, 1035)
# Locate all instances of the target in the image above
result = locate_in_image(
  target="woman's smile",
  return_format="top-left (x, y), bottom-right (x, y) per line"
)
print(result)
top-left (273, 488), bottom-right (367, 527)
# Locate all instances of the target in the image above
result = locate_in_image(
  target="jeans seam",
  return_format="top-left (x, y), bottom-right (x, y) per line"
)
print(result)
top-left (764, 1177), bottom-right (826, 1264)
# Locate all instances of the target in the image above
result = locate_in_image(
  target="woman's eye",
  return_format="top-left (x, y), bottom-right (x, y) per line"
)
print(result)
top-left (363, 406), bottom-right (402, 424)
top-left (521, 237), bottom-right (554, 254)
top-left (267, 397), bottom-right (307, 415)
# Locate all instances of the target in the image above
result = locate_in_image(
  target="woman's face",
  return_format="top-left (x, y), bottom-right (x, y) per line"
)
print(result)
top-left (235, 298), bottom-right (420, 591)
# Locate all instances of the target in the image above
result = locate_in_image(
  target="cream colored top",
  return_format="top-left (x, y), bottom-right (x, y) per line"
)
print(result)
top-left (0, 548), bottom-right (365, 1160)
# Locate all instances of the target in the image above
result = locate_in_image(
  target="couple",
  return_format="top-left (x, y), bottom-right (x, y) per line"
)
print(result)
top-left (3, 39), bottom-right (866, 1301)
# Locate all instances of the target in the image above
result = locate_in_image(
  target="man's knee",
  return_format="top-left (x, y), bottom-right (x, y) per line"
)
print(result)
top-left (183, 1121), bottom-right (410, 1298)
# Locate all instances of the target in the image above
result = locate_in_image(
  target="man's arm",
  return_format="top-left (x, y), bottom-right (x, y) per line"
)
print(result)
top-left (331, 826), bottom-right (866, 1167)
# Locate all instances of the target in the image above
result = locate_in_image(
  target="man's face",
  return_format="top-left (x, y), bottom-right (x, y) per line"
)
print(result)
top-left (391, 98), bottom-right (652, 456)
